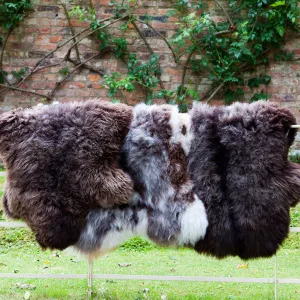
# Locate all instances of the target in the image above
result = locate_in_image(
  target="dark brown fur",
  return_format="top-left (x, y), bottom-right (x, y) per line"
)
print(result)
top-left (189, 101), bottom-right (300, 259)
top-left (0, 100), bottom-right (133, 250)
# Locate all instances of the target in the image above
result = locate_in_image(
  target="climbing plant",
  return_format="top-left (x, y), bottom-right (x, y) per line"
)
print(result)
top-left (0, 0), bottom-right (33, 84)
top-left (0, 0), bottom-right (299, 111)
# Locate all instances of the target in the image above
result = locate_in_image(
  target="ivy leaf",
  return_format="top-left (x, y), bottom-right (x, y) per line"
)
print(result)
top-left (250, 91), bottom-right (269, 102)
top-left (187, 89), bottom-right (198, 99)
top-left (0, 72), bottom-right (5, 84)
top-left (166, 10), bottom-right (177, 18)
top-left (58, 68), bottom-right (70, 76)
top-left (270, 1), bottom-right (285, 7)
top-left (276, 26), bottom-right (285, 37)
top-left (224, 88), bottom-right (244, 104)
top-left (259, 74), bottom-right (271, 85)
top-left (248, 77), bottom-right (261, 88)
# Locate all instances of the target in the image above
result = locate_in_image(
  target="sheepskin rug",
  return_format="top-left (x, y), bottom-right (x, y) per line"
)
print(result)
top-left (0, 100), bottom-right (299, 260)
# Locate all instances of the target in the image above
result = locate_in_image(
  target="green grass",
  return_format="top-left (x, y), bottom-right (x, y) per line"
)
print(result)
top-left (0, 174), bottom-right (299, 299)
top-left (0, 231), bottom-right (300, 300)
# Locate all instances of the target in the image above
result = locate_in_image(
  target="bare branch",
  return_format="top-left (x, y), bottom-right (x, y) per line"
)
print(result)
top-left (0, 28), bottom-right (13, 86)
top-left (179, 50), bottom-right (195, 96)
top-left (0, 84), bottom-right (52, 100)
top-left (214, 0), bottom-right (235, 28)
top-left (136, 19), bottom-right (178, 62)
top-left (65, 16), bottom-right (129, 59)
top-left (49, 50), bottom-right (109, 99)
top-left (131, 20), bottom-right (166, 92)
top-left (58, 0), bottom-right (80, 62)
top-left (206, 82), bottom-right (225, 103)
top-left (67, 57), bottom-right (105, 75)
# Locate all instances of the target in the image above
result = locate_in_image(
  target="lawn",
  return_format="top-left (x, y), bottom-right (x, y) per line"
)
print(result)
top-left (0, 175), bottom-right (299, 299)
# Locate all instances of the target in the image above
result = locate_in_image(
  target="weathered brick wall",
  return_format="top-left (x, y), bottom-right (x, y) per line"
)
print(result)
top-left (1, 0), bottom-right (300, 149)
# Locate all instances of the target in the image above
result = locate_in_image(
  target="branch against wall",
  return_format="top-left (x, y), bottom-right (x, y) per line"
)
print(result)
top-left (0, 0), bottom-right (299, 110)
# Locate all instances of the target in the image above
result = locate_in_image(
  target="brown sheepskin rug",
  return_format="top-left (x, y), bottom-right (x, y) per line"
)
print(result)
top-left (0, 99), bottom-right (299, 260)
top-left (189, 101), bottom-right (300, 259)
top-left (0, 101), bottom-right (134, 250)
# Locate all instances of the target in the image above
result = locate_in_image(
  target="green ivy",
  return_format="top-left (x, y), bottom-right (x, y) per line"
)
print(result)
top-left (0, 0), bottom-right (32, 30)
top-left (1, 0), bottom-right (299, 110)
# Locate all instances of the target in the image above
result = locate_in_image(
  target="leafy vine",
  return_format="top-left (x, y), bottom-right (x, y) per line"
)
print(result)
top-left (0, 0), bottom-right (299, 111)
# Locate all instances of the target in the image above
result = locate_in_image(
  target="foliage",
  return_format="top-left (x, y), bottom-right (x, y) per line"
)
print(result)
top-left (289, 153), bottom-right (300, 163)
top-left (101, 0), bottom-right (298, 109)
top-left (0, 0), bottom-right (32, 31)
top-left (0, 0), bottom-right (300, 109)
top-left (58, 67), bottom-right (70, 76)
top-left (170, 0), bottom-right (299, 107)
top-left (118, 237), bottom-right (156, 251)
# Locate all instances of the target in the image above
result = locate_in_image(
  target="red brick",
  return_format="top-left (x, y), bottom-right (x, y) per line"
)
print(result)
top-left (50, 36), bottom-right (63, 43)
top-left (88, 74), bottom-right (101, 82)
top-left (66, 82), bottom-right (85, 89)
top-left (25, 27), bottom-right (38, 33)
top-left (39, 28), bottom-right (51, 34)
top-left (87, 83), bottom-right (103, 89)
top-left (70, 20), bottom-right (90, 27)
top-left (36, 44), bottom-right (57, 51)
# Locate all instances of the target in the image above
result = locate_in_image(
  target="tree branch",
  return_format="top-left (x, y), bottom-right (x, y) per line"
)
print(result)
top-left (66, 57), bottom-right (105, 75)
top-left (58, 0), bottom-right (80, 62)
top-left (0, 16), bottom-right (116, 97)
top-left (0, 28), bottom-right (13, 86)
top-left (136, 19), bottom-right (178, 63)
top-left (49, 50), bottom-right (109, 99)
top-left (179, 49), bottom-right (195, 96)
top-left (0, 84), bottom-right (51, 100)
top-left (65, 16), bottom-right (129, 59)
top-left (214, 0), bottom-right (235, 28)
top-left (206, 82), bottom-right (224, 103)
top-left (131, 20), bottom-right (166, 92)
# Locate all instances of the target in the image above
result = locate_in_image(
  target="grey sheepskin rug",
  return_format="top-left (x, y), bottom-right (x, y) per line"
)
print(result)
top-left (75, 104), bottom-right (208, 258)
top-left (1, 99), bottom-right (299, 260)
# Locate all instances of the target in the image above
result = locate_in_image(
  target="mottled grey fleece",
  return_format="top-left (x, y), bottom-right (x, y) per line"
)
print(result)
top-left (75, 104), bottom-right (208, 257)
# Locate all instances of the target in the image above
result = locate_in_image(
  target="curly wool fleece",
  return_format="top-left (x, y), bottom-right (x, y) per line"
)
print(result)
top-left (0, 101), bottom-right (134, 250)
top-left (1, 100), bottom-right (299, 259)
top-left (75, 104), bottom-right (208, 258)
top-left (189, 101), bottom-right (300, 259)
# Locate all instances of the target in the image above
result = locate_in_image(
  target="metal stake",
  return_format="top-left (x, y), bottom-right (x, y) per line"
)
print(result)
top-left (88, 260), bottom-right (93, 298)
top-left (274, 255), bottom-right (278, 300)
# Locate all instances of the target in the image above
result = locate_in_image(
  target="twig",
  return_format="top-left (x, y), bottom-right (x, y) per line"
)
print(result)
top-left (58, 0), bottom-right (80, 62)
top-left (0, 28), bottom-right (13, 86)
top-left (35, 62), bottom-right (62, 73)
top-left (179, 49), bottom-right (195, 96)
top-left (215, 29), bottom-right (233, 36)
top-left (131, 20), bottom-right (154, 54)
top-left (0, 16), bottom-right (116, 97)
top-left (65, 16), bottom-right (129, 59)
top-left (206, 82), bottom-right (224, 103)
top-left (49, 51), bottom-right (109, 99)
top-left (136, 19), bottom-right (178, 62)
top-left (67, 57), bottom-right (105, 75)
top-left (214, 0), bottom-right (235, 28)
top-left (131, 20), bottom-right (166, 91)
top-left (0, 84), bottom-right (51, 100)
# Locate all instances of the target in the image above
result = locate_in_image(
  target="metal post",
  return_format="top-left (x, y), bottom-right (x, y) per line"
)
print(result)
top-left (274, 255), bottom-right (278, 300)
top-left (88, 260), bottom-right (93, 298)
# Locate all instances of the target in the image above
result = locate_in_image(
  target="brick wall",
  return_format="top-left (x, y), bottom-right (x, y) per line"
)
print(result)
top-left (1, 0), bottom-right (300, 150)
